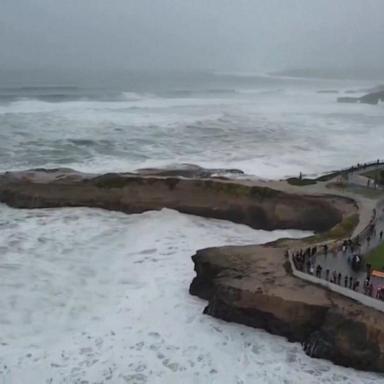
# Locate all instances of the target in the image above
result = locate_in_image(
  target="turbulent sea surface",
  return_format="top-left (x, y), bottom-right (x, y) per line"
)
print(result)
top-left (1, 71), bottom-right (383, 177)
top-left (1, 71), bottom-right (384, 383)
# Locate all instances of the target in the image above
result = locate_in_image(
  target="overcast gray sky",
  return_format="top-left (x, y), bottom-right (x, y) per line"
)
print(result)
top-left (1, 0), bottom-right (383, 72)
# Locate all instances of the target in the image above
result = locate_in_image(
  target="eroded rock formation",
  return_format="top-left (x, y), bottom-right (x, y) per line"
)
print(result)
top-left (190, 245), bottom-right (384, 372)
top-left (338, 89), bottom-right (384, 105)
top-left (0, 168), bottom-right (346, 232)
top-left (137, 163), bottom-right (244, 178)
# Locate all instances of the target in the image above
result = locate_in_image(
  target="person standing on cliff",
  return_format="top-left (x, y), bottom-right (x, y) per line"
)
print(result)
top-left (364, 278), bottom-right (370, 294)
top-left (306, 259), bottom-right (311, 273)
top-left (309, 264), bottom-right (314, 275)
top-left (368, 282), bottom-right (373, 297)
top-left (366, 264), bottom-right (372, 279)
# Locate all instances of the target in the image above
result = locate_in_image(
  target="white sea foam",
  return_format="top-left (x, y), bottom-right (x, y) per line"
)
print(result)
top-left (0, 84), bottom-right (383, 179)
top-left (0, 205), bottom-right (382, 383)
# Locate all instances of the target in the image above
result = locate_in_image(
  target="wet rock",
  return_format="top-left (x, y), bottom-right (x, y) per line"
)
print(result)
top-left (317, 90), bottom-right (339, 94)
top-left (338, 89), bottom-right (384, 105)
top-left (359, 90), bottom-right (384, 105)
top-left (136, 163), bottom-right (244, 178)
top-left (337, 96), bottom-right (359, 104)
top-left (190, 245), bottom-right (384, 373)
top-left (0, 169), bottom-right (346, 232)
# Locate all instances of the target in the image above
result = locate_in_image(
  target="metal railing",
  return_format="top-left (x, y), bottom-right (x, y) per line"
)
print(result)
top-left (288, 252), bottom-right (384, 313)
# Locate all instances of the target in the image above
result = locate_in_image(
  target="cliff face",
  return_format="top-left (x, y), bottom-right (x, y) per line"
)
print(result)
top-left (190, 245), bottom-right (384, 373)
top-left (0, 169), bottom-right (347, 232)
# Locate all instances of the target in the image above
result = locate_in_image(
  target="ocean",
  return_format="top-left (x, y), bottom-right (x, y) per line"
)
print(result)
top-left (0, 71), bottom-right (383, 383)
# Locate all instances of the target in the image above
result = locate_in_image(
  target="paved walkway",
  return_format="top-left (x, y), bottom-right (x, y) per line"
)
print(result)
top-left (309, 213), bottom-right (384, 297)
top-left (240, 162), bottom-right (384, 236)
top-left (288, 163), bottom-right (384, 300)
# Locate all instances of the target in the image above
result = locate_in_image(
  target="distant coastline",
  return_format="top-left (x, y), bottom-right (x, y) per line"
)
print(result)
top-left (270, 67), bottom-right (384, 81)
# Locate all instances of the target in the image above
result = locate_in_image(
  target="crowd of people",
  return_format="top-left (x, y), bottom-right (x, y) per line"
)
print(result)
top-left (347, 159), bottom-right (383, 174)
top-left (291, 242), bottom-right (365, 293)
top-left (290, 216), bottom-right (384, 299)
top-left (289, 160), bottom-right (384, 303)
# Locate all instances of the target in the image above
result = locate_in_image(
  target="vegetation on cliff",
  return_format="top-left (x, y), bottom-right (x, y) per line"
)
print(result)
top-left (367, 243), bottom-right (384, 271)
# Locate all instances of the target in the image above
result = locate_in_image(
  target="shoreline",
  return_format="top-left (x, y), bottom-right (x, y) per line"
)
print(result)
top-left (0, 164), bottom-right (383, 372)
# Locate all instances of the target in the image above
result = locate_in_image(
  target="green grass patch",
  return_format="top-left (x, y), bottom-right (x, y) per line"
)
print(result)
top-left (93, 174), bottom-right (144, 188)
top-left (346, 186), bottom-right (384, 199)
top-left (286, 169), bottom-right (346, 185)
top-left (328, 183), bottom-right (384, 199)
top-left (200, 181), bottom-right (250, 197)
top-left (367, 243), bottom-right (384, 271)
top-left (202, 182), bottom-right (281, 199)
top-left (362, 169), bottom-right (384, 185)
top-left (316, 171), bottom-right (341, 182)
top-left (306, 213), bottom-right (359, 244)
top-left (287, 177), bottom-right (317, 186)
top-left (362, 170), bottom-right (379, 179)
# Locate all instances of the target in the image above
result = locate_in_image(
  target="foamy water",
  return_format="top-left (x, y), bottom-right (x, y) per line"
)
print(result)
top-left (1, 74), bottom-right (384, 383)
top-left (0, 78), bottom-right (383, 179)
top-left (0, 205), bottom-right (382, 384)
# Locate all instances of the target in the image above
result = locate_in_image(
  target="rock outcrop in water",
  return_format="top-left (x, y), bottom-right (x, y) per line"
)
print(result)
top-left (338, 89), bottom-right (384, 105)
top-left (137, 163), bottom-right (244, 178)
top-left (1, 167), bottom-right (383, 372)
top-left (359, 90), bottom-right (384, 105)
top-left (0, 168), bottom-right (346, 232)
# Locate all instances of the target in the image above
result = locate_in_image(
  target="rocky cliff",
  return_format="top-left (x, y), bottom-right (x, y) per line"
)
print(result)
top-left (190, 245), bottom-right (384, 372)
top-left (0, 168), bottom-right (347, 232)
